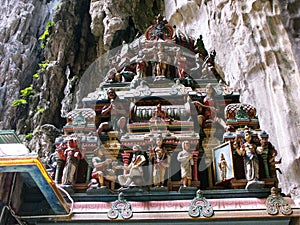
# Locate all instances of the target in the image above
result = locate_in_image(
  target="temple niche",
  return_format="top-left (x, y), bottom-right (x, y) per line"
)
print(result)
top-left (50, 15), bottom-right (280, 194)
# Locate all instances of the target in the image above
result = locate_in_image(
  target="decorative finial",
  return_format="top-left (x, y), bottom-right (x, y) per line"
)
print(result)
top-left (107, 192), bottom-right (133, 219)
top-left (188, 189), bottom-right (214, 218)
top-left (266, 187), bottom-right (293, 215)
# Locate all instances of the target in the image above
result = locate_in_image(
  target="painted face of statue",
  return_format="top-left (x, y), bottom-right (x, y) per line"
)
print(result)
top-left (107, 88), bottom-right (116, 100)
top-left (183, 141), bottom-right (190, 151)
top-left (156, 138), bottom-right (163, 147)
top-left (244, 132), bottom-right (251, 143)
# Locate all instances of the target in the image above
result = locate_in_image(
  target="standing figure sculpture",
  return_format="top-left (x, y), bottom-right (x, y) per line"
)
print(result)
top-left (61, 138), bottom-right (81, 185)
top-left (117, 145), bottom-right (146, 188)
top-left (96, 88), bottom-right (128, 135)
top-left (174, 49), bottom-right (188, 78)
top-left (154, 43), bottom-right (171, 76)
top-left (50, 137), bottom-right (67, 184)
top-left (177, 141), bottom-right (194, 187)
top-left (257, 131), bottom-right (281, 178)
top-left (218, 153), bottom-right (228, 181)
top-left (236, 130), bottom-right (259, 182)
top-left (150, 136), bottom-right (170, 187)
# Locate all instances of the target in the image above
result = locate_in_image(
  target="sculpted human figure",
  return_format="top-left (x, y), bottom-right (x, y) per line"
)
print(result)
top-left (174, 49), bottom-right (188, 78)
top-left (61, 138), bottom-right (81, 185)
top-left (96, 88), bottom-right (128, 135)
top-left (231, 131), bottom-right (245, 179)
top-left (257, 131), bottom-right (281, 178)
top-left (150, 136), bottom-right (170, 187)
top-left (135, 52), bottom-right (148, 79)
top-left (218, 153), bottom-right (228, 181)
top-left (117, 145), bottom-right (146, 188)
top-left (193, 83), bottom-right (226, 131)
top-left (154, 43), bottom-right (170, 76)
top-left (91, 148), bottom-right (116, 189)
top-left (177, 141), bottom-right (194, 187)
top-left (49, 137), bottom-right (67, 183)
top-left (149, 104), bottom-right (169, 122)
top-left (236, 130), bottom-right (259, 182)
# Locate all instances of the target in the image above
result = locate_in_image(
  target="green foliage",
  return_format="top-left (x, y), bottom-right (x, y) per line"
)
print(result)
top-left (37, 106), bottom-right (45, 114)
top-left (39, 21), bottom-right (55, 49)
top-left (20, 85), bottom-right (34, 98)
top-left (38, 60), bottom-right (49, 71)
top-left (25, 133), bottom-right (33, 141)
top-left (11, 85), bottom-right (35, 107)
top-left (33, 72), bottom-right (39, 79)
top-left (11, 99), bottom-right (27, 107)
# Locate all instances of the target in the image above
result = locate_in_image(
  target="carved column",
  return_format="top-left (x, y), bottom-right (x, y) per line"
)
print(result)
top-left (121, 152), bottom-right (131, 175)
top-left (192, 151), bottom-right (199, 181)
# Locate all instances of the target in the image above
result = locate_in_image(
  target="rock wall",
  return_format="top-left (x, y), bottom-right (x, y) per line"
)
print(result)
top-left (89, 0), bottom-right (164, 55)
top-left (0, 0), bottom-right (97, 135)
top-left (0, 0), bottom-right (50, 130)
top-left (165, 0), bottom-right (300, 196)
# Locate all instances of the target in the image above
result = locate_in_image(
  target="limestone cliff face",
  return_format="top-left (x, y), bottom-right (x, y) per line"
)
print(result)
top-left (165, 0), bottom-right (300, 196)
top-left (89, 0), bottom-right (164, 55)
top-left (0, 0), bottom-right (97, 134)
top-left (0, 0), bottom-right (299, 198)
top-left (0, 0), bottom-right (50, 130)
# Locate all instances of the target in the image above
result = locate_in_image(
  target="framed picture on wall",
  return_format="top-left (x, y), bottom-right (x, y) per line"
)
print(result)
top-left (212, 141), bottom-right (235, 185)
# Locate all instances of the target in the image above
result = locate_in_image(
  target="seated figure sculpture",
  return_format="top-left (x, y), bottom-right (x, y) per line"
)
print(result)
top-left (117, 145), bottom-right (146, 188)
top-left (96, 88), bottom-right (128, 135)
top-left (91, 148), bottom-right (116, 189)
top-left (149, 104), bottom-right (169, 122)
top-left (193, 83), bottom-right (226, 135)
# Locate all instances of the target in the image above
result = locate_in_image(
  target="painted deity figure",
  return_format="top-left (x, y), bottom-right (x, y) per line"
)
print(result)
top-left (257, 131), bottom-right (281, 178)
top-left (150, 137), bottom-right (170, 187)
top-left (61, 139), bottom-right (81, 185)
top-left (49, 137), bottom-right (67, 184)
top-left (193, 83), bottom-right (226, 131)
top-left (174, 49), bottom-right (188, 78)
top-left (135, 51), bottom-right (148, 79)
top-left (177, 141), bottom-right (194, 187)
top-left (236, 130), bottom-right (259, 182)
top-left (117, 145), bottom-right (146, 188)
top-left (91, 148), bottom-right (116, 189)
top-left (96, 88), bottom-right (128, 135)
top-left (154, 43), bottom-right (171, 76)
top-left (150, 104), bottom-right (169, 122)
top-left (218, 153), bottom-right (228, 181)
top-left (231, 131), bottom-right (246, 179)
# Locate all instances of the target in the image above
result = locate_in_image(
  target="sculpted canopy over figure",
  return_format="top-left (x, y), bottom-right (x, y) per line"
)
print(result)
top-left (145, 14), bottom-right (174, 41)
